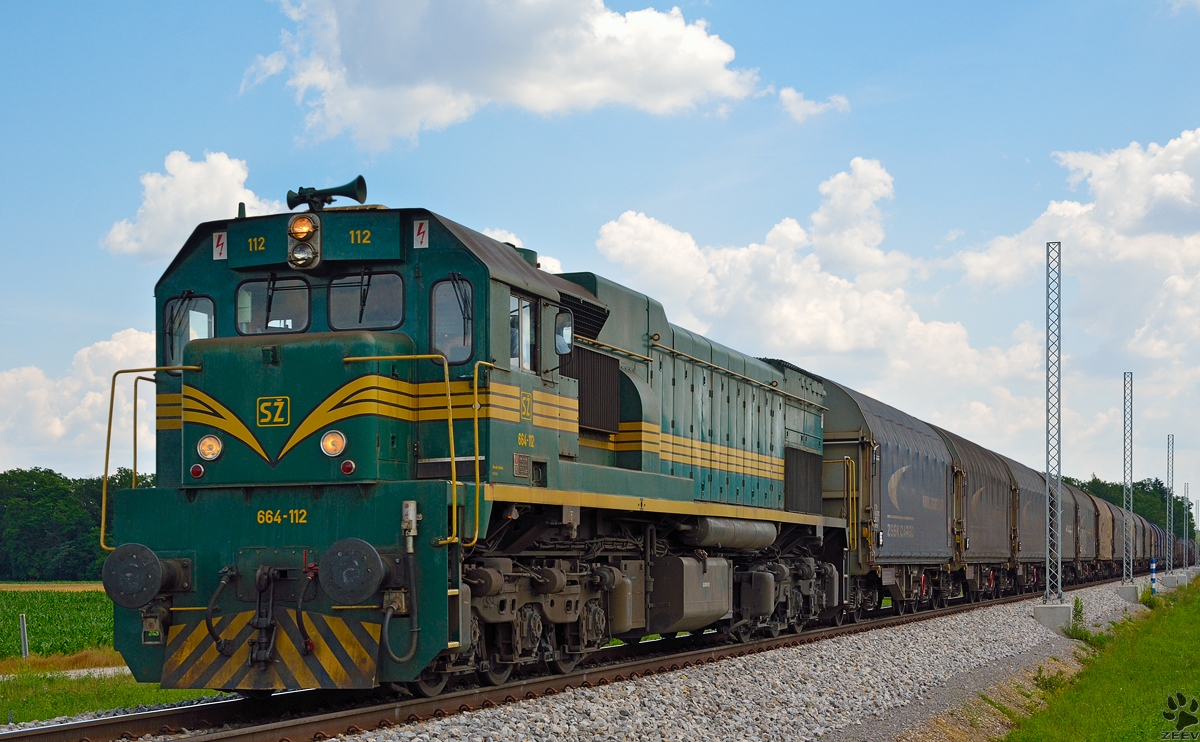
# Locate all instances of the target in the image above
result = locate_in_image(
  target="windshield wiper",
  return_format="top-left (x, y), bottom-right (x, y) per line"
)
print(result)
top-left (166, 290), bottom-right (195, 358)
top-left (264, 273), bottom-right (277, 329)
top-left (358, 267), bottom-right (373, 323)
top-left (448, 272), bottom-right (472, 339)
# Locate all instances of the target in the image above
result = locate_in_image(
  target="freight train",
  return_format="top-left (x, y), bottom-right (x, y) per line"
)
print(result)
top-left (99, 177), bottom-right (1187, 697)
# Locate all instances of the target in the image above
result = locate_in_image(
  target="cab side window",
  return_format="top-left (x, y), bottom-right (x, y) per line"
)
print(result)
top-left (431, 275), bottom-right (473, 363)
top-left (164, 293), bottom-right (215, 365)
top-left (510, 294), bottom-right (537, 372)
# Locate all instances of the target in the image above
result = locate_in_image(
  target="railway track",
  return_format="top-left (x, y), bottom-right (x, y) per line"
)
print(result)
top-left (2, 580), bottom-right (1122, 742)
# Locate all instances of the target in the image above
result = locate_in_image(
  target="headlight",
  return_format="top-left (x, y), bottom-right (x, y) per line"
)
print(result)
top-left (288, 214), bottom-right (318, 241)
top-left (288, 242), bottom-right (318, 269)
top-left (321, 430), bottom-right (347, 457)
top-left (197, 434), bottom-right (223, 461)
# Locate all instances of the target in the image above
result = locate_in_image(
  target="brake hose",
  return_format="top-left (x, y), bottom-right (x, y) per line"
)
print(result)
top-left (296, 562), bottom-right (318, 655)
top-left (382, 556), bottom-right (420, 664)
top-left (205, 567), bottom-right (236, 656)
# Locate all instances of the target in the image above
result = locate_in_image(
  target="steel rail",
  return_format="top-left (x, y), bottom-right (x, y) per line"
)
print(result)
top-left (2, 578), bottom-right (1127, 742)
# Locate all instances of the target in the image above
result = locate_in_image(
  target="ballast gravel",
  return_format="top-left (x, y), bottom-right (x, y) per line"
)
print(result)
top-left (348, 582), bottom-right (1142, 742)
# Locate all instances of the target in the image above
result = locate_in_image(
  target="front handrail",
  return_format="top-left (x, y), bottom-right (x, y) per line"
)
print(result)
top-left (343, 354), bottom-right (460, 546)
top-left (131, 376), bottom-right (155, 489)
top-left (823, 456), bottom-right (857, 551)
top-left (101, 366), bottom-right (201, 552)
top-left (465, 361), bottom-right (497, 547)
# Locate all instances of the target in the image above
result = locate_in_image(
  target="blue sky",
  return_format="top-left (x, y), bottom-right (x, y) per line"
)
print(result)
top-left (3, 1), bottom-right (1200, 488)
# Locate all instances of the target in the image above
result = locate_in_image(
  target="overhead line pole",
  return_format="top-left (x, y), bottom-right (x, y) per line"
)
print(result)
top-left (1045, 241), bottom-right (1063, 604)
top-left (1167, 434), bottom-right (1175, 574)
top-left (1122, 372), bottom-right (1133, 584)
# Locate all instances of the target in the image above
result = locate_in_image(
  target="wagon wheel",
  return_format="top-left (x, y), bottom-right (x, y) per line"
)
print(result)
top-left (477, 662), bottom-right (514, 686)
top-left (731, 624), bottom-right (755, 643)
top-left (408, 669), bottom-right (449, 698)
top-left (550, 653), bottom-right (583, 674)
top-left (847, 605), bottom-right (864, 623)
top-left (830, 609), bottom-right (845, 627)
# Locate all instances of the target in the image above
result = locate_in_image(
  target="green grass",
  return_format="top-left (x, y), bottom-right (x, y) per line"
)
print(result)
top-left (1006, 580), bottom-right (1200, 741)
top-left (0, 591), bottom-right (112, 659)
top-left (0, 670), bottom-right (215, 723)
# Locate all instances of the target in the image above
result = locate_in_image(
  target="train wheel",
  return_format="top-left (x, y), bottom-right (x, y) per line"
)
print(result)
top-left (847, 606), bottom-right (863, 624)
top-left (550, 653), bottom-right (583, 674)
top-left (408, 670), bottom-right (449, 698)
top-left (831, 609), bottom-right (845, 627)
top-left (477, 663), bottom-right (513, 686)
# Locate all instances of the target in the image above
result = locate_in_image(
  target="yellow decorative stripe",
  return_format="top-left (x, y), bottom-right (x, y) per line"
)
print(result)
top-left (182, 386), bottom-right (270, 462)
top-left (661, 434), bottom-right (784, 481)
top-left (157, 393), bottom-right (183, 431)
top-left (615, 421), bottom-right (661, 454)
top-left (533, 389), bottom-right (578, 408)
top-left (534, 416), bottom-right (579, 433)
top-left (161, 608), bottom-right (380, 691)
top-left (580, 436), bottom-right (616, 451)
top-left (487, 483), bottom-right (830, 527)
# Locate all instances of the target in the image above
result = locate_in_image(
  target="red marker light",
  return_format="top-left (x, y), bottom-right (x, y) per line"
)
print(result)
top-left (340, 460), bottom-right (356, 475)
top-left (190, 464), bottom-right (205, 478)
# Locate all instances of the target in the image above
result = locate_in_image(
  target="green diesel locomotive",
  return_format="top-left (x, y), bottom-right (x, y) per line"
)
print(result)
top-left (100, 178), bottom-right (836, 696)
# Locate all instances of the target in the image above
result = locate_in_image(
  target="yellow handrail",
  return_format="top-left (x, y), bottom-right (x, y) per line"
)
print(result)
top-left (131, 376), bottom-right (155, 489)
top-left (465, 361), bottom-right (497, 547)
top-left (343, 354), bottom-right (460, 546)
top-left (822, 455), bottom-right (858, 551)
top-left (846, 456), bottom-right (858, 550)
top-left (101, 366), bottom-right (200, 552)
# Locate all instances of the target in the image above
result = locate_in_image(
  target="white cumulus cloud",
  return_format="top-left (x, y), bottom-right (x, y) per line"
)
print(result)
top-left (103, 151), bottom-right (284, 260)
top-left (595, 159), bottom-right (1040, 453)
top-left (779, 87), bottom-right (850, 123)
top-left (0, 330), bottom-right (156, 475)
top-left (248, 0), bottom-right (760, 149)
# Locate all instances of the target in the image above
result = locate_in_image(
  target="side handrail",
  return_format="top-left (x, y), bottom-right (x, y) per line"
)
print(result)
top-left (343, 354), bottom-right (460, 546)
top-left (131, 376), bottom-right (155, 489)
top-left (823, 456), bottom-right (858, 551)
top-left (101, 366), bottom-right (200, 552)
top-left (466, 361), bottom-right (496, 548)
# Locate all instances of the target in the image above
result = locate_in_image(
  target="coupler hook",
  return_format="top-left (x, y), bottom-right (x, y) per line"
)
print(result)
top-left (249, 565), bottom-right (281, 671)
top-left (296, 560), bottom-right (319, 655)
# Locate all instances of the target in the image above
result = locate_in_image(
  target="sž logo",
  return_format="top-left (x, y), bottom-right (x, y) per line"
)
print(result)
top-left (1163, 692), bottom-right (1200, 739)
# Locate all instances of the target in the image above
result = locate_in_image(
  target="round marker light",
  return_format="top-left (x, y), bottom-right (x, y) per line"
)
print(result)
top-left (321, 430), bottom-right (347, 457)
top-left (288, 242), bottom-right (318, 269)
top-left (190, 463), bottom-right (205, 478)
top-left (340, 460), bottom-right (356, 475)
top-left (288, 215), bottom-right (318, 241)
top-left (196, 434), bottom-right (223, 461)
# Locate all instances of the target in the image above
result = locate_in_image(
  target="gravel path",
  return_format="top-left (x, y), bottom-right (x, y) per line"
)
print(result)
top-left (347, 582), bottom-right (1142, 742)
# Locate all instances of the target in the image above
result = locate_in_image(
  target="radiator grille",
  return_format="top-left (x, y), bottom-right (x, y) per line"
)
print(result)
top-left (560, 346), bottom-right (619, 433)
top-left (784, 446), bottom-right (823, 515)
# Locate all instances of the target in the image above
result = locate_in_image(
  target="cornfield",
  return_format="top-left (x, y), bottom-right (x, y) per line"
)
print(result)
top-left (0, 590), bottom-right (112, 659)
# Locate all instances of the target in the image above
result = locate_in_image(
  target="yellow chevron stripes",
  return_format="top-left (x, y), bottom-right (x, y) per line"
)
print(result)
top-left (531, 389), bottom-right (578, 434)
top-left (161, 609), bottom-right (381, 691)
top-left (156, 393), bottom-right (182, 431)
top-left (181, 386), bottom-right (269, 461)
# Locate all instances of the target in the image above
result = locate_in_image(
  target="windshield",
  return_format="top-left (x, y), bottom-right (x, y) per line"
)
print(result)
top-left (236, 276), bottom-right (310, 335)
top-left (329, 270), bottom-right (404, 330)
top-left (164, 293), bottom-right (215, 365)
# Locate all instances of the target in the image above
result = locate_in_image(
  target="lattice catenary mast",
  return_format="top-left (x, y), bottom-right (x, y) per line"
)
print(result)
top-left (1045, 242), bottom-right (1063, 603)
top-left (1167, 434), bottom-right (1175, 574)
top-left (1122, 372), bottom-right (1133, 584)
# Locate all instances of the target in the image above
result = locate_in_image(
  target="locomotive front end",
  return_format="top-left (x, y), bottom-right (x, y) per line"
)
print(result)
top-left (101, 188), bottom-right (483, 695)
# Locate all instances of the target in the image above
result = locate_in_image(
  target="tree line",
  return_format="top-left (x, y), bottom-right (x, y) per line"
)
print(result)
top-left (0, 467), bottom-right (151, 581)
top-left (1066, 474), bottom-right (1197, 541)
top-left (0, 466), bottom-right (1194, 582)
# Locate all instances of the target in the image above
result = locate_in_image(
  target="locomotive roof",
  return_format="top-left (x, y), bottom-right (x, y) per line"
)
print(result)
top-left (158, 208), bottom-right (604, 308)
